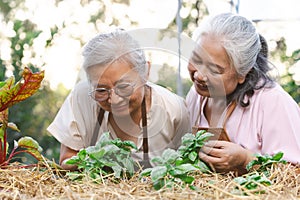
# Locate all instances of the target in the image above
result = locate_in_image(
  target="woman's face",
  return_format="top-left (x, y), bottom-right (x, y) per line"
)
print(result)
top-left (188, 34), bottom-right (245, 98)
top-left (88, 60), bottom-right (145, 117)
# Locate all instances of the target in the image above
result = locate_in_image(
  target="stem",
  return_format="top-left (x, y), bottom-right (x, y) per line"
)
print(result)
top-left (0, 163), bottom-right (38, 169)
top-left (5, 146), bottom-right (18, 164)
top-left (0, 139), bottom-right (3, 164)
top-left (3, 129), bottom-right (7, 162)
top-left (9, 149), bottom-right (40, 161)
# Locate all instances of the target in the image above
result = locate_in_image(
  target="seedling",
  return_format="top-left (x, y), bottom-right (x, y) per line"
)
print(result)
top-left (66, 132), bottom-right (138, 182)
top-left (0, 67), bottom-right (44, 167)
top-left (233, 152), bottom-right (286, 195)
top-left (233, 172), bottom-right (271, 195)
top-left (246, 151), bottom-right (286, 173)
top-left (140, 130), bottom-right (213, 190)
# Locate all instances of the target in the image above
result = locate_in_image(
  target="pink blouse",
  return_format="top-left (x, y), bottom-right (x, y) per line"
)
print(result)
top-left (186, 83), bottom-right (300, 164)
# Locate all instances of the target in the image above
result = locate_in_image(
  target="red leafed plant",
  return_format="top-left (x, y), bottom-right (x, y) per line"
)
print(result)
top-left (0, 67), bottom-right (45, 167)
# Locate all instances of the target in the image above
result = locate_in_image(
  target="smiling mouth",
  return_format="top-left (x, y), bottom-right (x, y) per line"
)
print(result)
top-left (194, 80), bottom-right (208, 89)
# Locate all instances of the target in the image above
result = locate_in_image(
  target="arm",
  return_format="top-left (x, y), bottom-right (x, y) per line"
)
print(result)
top-left (47, 81), bottom-right (98, 169)
top-left (59, 144), bottom-right (79, 171)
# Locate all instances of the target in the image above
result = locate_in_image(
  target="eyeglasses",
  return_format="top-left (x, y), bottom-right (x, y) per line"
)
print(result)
top-left (89, 82), bottom-right (136, 102)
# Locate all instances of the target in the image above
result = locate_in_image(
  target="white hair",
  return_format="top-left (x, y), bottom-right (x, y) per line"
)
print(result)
top-left (82, 29), bottom-right (147, 81)
top-left (193, 13), bottom-right (261, 76)
top-left (193, 13), bottom-right (274, 107)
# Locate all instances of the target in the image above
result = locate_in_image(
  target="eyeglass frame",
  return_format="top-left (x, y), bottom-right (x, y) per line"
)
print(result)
top-left (88, 81), bottom-right (140, 102)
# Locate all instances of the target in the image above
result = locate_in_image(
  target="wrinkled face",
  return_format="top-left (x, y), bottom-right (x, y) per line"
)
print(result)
top-left (87, 60), bottom-right (145, 116)
top-left (188, 34), bottom-right (245, 98)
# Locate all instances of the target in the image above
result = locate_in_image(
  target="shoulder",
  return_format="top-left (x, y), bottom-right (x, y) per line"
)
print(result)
top-left (67, 80), bottom-right (96, 109)
top-left (252, 83), bottom-right (300, 112)
top-left (257, 83), bottom-right (296, 104)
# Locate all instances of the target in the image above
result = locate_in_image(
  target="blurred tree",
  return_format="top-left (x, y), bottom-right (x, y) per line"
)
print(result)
top-left (271, 37), bottom-right (300, 104)
top-left (155, 64), bottom-right (193, 97)
top-left (167, 0), bottom-right (209, 37)
top-left (0, 0), bottom-right (138, 163)
top-left (0, 2), bottom-right (67, 163)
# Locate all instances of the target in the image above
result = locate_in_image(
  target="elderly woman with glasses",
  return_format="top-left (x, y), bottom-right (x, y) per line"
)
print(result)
top-left (47, 29), bottom-right (191, 170)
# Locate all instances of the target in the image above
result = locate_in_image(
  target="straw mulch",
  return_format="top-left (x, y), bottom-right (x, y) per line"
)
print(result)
top-left (0, 162), bottom-right (299, 200)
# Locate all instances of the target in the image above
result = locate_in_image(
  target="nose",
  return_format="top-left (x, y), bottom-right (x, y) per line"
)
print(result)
top-left (188, 62), bottom-right (208, 82)
top-left (193, 70), bottom-right (207, 81)
top-left (107, 89), bottom-right (123, 104)
top-left (193, 69), bottom-right (208, 82)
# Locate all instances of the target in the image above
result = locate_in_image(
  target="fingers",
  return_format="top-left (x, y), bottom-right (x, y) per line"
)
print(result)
top-left (199, 150), bottom-right (219, 162)
top-left (204, 140), bottom-right (228, 148)
top-left (200, 145), bottom-right (222, 157)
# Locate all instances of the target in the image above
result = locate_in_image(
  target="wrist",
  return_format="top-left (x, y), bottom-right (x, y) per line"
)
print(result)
top-left (237, 149), bottom-right (255, 175)
top-left (242, 149), bottom-right (255, 169)
top-left (61, 158), bottom-right (77, 171)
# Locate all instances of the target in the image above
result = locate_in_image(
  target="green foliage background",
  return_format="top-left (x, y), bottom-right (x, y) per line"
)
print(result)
top-left (0, 0), bottom-right (299, 164)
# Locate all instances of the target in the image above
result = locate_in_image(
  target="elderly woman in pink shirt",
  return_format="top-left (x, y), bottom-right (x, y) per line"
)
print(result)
top-left (186, 13), bottom-right (300, 175)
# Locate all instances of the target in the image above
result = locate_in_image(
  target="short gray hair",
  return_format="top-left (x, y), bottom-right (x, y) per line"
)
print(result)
top-left (193, 13), bottom-right (273, 107)
top-left (82, 29), bottom-right (147, 81)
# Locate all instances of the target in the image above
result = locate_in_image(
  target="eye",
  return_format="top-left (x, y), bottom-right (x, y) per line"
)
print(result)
top-left (116, 83), bottom-right (132, 90)
top-left (95, 88), bottom-right (108, 94)
top-left (207, 64), bottom-right (223, 74)
top-left (191, 57), bottom-right (203, 65)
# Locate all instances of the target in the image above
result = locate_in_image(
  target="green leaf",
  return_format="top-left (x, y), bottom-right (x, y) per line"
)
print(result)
top-left (140, 168), bottom-right (153, 177)
top-left (162, 148), bottom-right (180, 164)
top-left (181, 133), bottom-right (195, 146)
top-left (189, 185), bottom-right (197, 190)
top-left (112, 165), bottom-right (122, 178)
top-left (66, 172), bottom-right (84, 181)
top-left (0, 67), bottom-right (44, 112)
top-left (103, 144), bottom-right (120, 155)
top-left (234, 177), bottom-right (248, 185)
top-left (7, 122), bottom-right (20, 132)
top-left (188, 151), bottom-right (198, 162)
top-left (77, 149), bottom-right (87, 160)
top-left (95, 132), bottom-right (111, 147)
top-left (197, 132), bottom-right (214, 142)
top-left (120, 140), bottom-right (137, 150)
top-left (89, 149), bottom-right (106, 160)
top-left (194, 159), bottom-right (211, 172)
top-left (153, 179), bottom-right (165, 190)
top-left (272, 152), bottom-right (284, 161)
top-left (174, 163), bottom-right (198, 174)
top-left (65, 157), bottom-right (80, 165)
top-left (150, 166), bottom-right (168, 182)
top-left (0, 125), bottom-right (5, 139)
top-left (151, 156), bottom-right (164, 165)
top-left (246, 159), bottom-right (260, 171)
top-left (17, 136), bottom-right (43, 160)
top-left (0, 81), bottom-right (6, 88)
top-left (122, 157), bottom-right (135, 176)
top-left (176, 174), bottom-right (195, 184)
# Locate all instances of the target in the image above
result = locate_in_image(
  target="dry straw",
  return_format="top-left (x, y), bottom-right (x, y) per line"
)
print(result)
top-left (0, 162), bottom-right (299, 200)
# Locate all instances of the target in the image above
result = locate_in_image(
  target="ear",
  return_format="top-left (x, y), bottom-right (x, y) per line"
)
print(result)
top-left (237, 75), bottom-right (246, 84)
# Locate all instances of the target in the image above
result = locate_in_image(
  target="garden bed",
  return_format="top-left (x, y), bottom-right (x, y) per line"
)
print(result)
top-left (0, 162), bottom-right (299, 199)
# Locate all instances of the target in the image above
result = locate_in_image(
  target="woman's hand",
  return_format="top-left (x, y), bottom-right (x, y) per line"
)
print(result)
top-left (199, 140), bottom-right (254, 175)
top-left (59, 144), bottom-right (79, 171)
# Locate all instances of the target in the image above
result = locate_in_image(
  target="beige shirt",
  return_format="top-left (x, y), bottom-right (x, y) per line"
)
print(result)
top-left (47, 80), bottom-right (191, 162)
